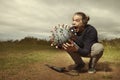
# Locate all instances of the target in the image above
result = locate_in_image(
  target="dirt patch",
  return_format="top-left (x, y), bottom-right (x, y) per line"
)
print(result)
top-left (1, 53), bottom-right (120, 80)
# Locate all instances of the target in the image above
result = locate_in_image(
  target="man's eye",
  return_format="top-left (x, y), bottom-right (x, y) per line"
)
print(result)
top-left (76, 19), bottom-right (80, 22)
top-left (73, 19), bottom-right (80, 22)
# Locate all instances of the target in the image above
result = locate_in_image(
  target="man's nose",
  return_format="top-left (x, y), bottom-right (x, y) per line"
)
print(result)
top-left (72, 22), bottom-right (75, 26)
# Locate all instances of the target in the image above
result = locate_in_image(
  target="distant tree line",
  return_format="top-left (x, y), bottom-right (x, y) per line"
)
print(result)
top-left (101, 38), bottom-right (120, 50)
top-left (0, 37), bottom-right (120, 47)
top-left (0, 37), bottom-right (50, 45)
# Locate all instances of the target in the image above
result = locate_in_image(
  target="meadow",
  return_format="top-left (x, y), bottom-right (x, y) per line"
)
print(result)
top-left (0, 37), bottom-right (120, 80)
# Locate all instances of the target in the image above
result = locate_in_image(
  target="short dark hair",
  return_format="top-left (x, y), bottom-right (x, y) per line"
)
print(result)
top-left (74, 12), bottom-right (90, 25)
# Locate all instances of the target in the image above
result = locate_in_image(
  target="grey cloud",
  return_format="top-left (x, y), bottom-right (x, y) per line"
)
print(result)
top-left (0, 0), bottom-right (120, 40)
top-left (84, 0), bottom-right (120, 13)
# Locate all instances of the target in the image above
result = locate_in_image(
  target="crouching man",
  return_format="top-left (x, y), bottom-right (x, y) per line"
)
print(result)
top-left (62, 12), bottom-right (104, 73)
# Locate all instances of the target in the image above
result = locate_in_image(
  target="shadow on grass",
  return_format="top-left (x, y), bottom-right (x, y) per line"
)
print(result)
top-left (64, 61), bottom-right (113, 75)
top-left (96, 62), bottom-right (112, 72)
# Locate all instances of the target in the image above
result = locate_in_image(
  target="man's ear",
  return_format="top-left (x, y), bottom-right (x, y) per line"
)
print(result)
top-left (82, 16), bottom-right (90, 25)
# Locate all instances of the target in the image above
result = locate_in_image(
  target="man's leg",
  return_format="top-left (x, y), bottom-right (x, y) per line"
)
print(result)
top-left (88, 43), bottom-right (104, 73)
top-left (67, 51), bottom-right (85, 70)
top-left (68, 51), bottom-right (85, 64)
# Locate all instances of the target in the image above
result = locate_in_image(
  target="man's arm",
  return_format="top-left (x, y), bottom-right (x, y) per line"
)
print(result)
top-left (77, 28), bottom-right (98, 56)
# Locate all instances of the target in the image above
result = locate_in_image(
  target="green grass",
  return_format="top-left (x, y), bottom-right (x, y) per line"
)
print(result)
top-left (0, 42), bottom-right (120, 70)
top-left (0, 49), bottom-right (61, 70)
top-left (0, 40), bottom-right (120, 80)
top-left (102, 45), bottom-right (120, 63)
top-left (0, 42), bottom-right (53, 69)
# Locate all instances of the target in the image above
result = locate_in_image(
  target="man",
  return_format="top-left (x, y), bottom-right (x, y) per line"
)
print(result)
top-left (62, 12), bottom-right (104, 73)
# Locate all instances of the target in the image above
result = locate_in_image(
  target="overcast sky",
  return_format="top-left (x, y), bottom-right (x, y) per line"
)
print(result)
top-left (0, 0), bottom-right (120, 41)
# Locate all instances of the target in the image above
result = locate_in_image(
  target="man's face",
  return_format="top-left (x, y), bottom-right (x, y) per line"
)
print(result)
top-left (72, 15), bottom-right (84, 32)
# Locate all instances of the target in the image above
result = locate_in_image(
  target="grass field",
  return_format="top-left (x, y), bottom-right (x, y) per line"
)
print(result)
top-left (0, 38), bottom-right (120, 80)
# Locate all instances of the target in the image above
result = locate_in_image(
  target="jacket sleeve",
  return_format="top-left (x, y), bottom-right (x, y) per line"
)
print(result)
top-left (77, 28), bottom-right (98, 57)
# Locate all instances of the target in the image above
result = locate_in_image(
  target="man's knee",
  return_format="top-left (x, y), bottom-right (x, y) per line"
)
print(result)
top-left (91, 43), bottom-right (104, 57)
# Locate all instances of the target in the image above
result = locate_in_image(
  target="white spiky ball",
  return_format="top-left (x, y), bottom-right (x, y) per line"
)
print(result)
top-left (50, 24), bottom-right (76, 47)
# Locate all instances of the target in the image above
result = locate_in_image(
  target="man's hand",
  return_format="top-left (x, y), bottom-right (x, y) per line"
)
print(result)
top-left (62, 40), bottom-right (79, 52)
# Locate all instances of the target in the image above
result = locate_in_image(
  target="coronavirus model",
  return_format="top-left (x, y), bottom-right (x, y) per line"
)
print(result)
top-left (50, 24), bottom-right (77, 48)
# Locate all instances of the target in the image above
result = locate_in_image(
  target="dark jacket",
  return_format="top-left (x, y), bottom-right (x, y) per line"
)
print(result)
top-left (74, 24), bottom-right (98, 57)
